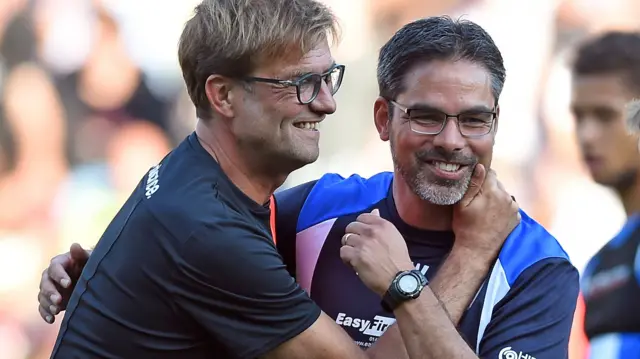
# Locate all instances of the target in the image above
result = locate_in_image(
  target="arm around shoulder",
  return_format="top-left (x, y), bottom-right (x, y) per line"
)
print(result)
top-left (261, 313), bottom-right (369, 359)
top-left (172, 216), bottom-right (368, 359)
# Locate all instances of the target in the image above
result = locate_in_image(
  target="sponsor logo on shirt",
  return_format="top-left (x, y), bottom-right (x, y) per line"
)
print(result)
top-left (414, 262), bottom-right (429, 276)
top-left (499, 346), bottom-right (536, 359)
top-left (334, 262), bottom-right (428, 348)
top-left (335, 313), bottom-right (396, 337)
top-left (145, 164), bottom-right (162, 199)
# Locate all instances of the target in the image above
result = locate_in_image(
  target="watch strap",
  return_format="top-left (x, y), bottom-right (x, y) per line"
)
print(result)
top-left (381, 278), bottom-right (403, 312)
top-left (381, 269), bottom-right (428, 312)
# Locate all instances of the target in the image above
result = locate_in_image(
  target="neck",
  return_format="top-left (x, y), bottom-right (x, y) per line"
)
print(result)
top-left (195, 119), bottom-right (286, 205)
top-left (392, 171), bottom-right (453, 231)
top-left (618, 179), bottom-right (640, 217)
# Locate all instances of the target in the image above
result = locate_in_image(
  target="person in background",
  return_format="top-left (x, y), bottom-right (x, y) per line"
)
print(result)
top-left (571, 31), bottom-right (640, 358)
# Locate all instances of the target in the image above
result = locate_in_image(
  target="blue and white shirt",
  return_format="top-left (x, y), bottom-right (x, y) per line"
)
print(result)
top-left (582, 214), bottom-right (640, 358)
top-left (274, 172), bottom-right (579, 358)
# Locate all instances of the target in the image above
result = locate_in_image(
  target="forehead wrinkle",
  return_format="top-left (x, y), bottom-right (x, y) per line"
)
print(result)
top-left (402, 78), bottom-right (492, 112)
top-left (399, 61), bottom-right (493, 112)
top-left (260, 41), bottom-right (334, 78)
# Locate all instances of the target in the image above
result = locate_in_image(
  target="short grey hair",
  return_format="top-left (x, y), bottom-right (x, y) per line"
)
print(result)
top-left (377, 16), bottom-right (506, 103)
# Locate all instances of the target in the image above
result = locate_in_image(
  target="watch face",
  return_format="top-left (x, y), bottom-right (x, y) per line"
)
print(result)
top-left (397, 273), bottom-right (420, 294)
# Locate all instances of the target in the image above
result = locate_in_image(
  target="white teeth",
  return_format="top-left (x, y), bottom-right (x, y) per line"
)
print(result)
top-left (434, 161), bottom-right (460, 172)
top-left (294, 122), bottom-right (318, 130)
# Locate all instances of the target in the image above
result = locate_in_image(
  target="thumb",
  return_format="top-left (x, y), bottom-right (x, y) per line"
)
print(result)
top-left (458, 164), bottom-right (486, 208)
top-left (69, 243), bottom-right (90, 264)
top-left (371, 208), bottom-right (380, 216)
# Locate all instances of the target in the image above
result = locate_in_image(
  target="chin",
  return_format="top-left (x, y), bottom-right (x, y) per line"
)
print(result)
top-left (592, 170), bottom-right (638, 190)
top-left (591, 177), bottom-right (609, 186)
top-left (297, 152), bottom-right (320, 167)
top-left (297, 145), bottom-right (320, 163)
top-left (589, 171), bottom-right (613, 186)
top-left (417, 186), bottom-right (465, 206)
top-left (278, 151), bottom-right (320, 174)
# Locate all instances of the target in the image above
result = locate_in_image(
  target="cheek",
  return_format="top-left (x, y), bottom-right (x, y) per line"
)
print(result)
top-left (612, 135), bottom-right (640, 168)
top-left (469, 138), bottom-right (493, 166)
top-left (271, 100), bottom-right (306, 125)
top-left (392, 125), bottom-right (424, 157)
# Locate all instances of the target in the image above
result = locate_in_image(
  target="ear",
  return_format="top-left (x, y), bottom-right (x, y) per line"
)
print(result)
top-left (374, 97), bottom-right (391, 142)
top-left (491, 104), bottom-right (500, 145)
top-left (204, 74), bottom-right (236, 118)
top-left (493, 104), bottom-right (500, 135)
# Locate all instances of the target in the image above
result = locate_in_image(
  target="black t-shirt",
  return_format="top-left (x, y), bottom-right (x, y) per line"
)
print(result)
top-left (51, 132), bottom-right (321, 359)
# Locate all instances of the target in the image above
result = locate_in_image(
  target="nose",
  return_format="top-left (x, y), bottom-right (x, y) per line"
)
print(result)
top-left (432, 118), bottom-right (466, 153)
top-left (309, 81), bottom-right (336, 115)
top-left (576, 117), bottom-right (600, 149)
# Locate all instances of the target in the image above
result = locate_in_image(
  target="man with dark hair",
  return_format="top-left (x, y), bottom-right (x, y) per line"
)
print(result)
top-left (38, 15), bottom-right (576, 359)
top-left (571, 31), bottom-right (640, 357)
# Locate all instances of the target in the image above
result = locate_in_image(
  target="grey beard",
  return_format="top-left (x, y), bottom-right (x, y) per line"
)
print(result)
top-left (394, 161), bottom-right (471, 206)
top-left (391, 150), bottom-right (474, 206)
top-left (405, 165), bottom-right (472, 205)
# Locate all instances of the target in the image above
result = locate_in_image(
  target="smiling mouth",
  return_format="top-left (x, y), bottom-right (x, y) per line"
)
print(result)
top-left (430, 161), bottom-right (465, 173)
top-left (293, 122), bottom-right (318, 130)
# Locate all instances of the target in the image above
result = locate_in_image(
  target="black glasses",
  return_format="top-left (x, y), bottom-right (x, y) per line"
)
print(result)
top-left (390, 100), bottom-right (497, 138)
top-left (243, 64), bottom-right (345, 105)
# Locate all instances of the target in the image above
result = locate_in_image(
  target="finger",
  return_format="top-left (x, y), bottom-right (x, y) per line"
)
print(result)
top-left (344, 221), bottom-right (369, 236)
top-left (510, 200), bottom-right (522, 227)
top-left (47, 260), bottom-right (72, 289)
top-left (37, 291), bottom-right (53, 310)
top-left (38, 304), bottom-right (54, 324)
top-left (483, 169), bottom-right (501, 195)
top-left (341, 233), bottom-right (352, 246)
top-left (485, 168), bottom-right (498, 187)
top-left (458, 163), bottom-right (486, 207)
top-left (342, 233), bottom-right (365, 247)
top-left (38, 288), bottom-right (63, 316)
top-left (344, 233), bottom-right (365, 247)
top-left (40, 271), bottom-right (64, 303)
top-left (69, 243), bottom-right (90, 265)
top-left (496, 179), bottom-right (506, 193)
top-left (339, 245), bottom-right (357, 266)
top-left (354, 212), bottom-right (387, 225)
top-left (37, 289), bottom-right (61, 316)
top-left (371, 208), bottom-right (380, 216)
top-left (496, 182), bottom-right (514, 204)
top-left (511, 197), bottom-right (521, 213)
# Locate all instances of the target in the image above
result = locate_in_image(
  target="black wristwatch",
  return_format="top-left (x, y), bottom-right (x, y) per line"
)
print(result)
top-left (381, 269), bottom-right (428, 312)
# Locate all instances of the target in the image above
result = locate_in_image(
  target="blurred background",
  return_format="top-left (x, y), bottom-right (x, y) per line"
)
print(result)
top-left (0, 0), bottom-right (637, 357)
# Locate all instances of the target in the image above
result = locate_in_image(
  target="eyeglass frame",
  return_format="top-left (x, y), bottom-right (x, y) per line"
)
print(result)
top-left (388, 99), bottom-right (498, 138)
top-left (242, 64), bottom-right (346, 105)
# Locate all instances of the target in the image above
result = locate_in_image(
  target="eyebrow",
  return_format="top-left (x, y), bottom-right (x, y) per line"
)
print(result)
top-left (408, 103), bottom-right (494, 113)
top-left (287, 61), bottom-right (337, 78)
